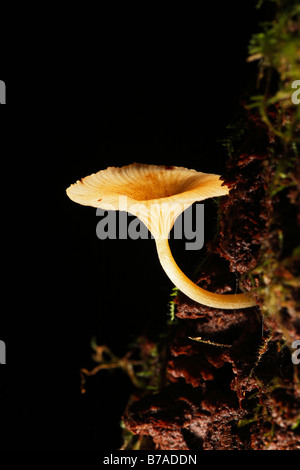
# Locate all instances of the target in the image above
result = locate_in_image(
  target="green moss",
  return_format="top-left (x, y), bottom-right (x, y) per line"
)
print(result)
top-left (241, 0), bottom-right (300, 345)
top-left (168, 286), bottom-right (179, 322)
top-left (247, 0), bottom-right (300, 142)
top-left (291, 415), bottom-right (300, 430)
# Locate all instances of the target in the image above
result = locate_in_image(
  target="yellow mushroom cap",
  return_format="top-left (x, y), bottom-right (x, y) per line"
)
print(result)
top-left (66, 163), bottom-right (256, 309)
top-left (66, 163), bottom-right (229, 238)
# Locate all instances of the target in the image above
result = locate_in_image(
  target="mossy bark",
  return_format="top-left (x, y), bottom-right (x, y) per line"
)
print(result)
top-left (119, 0), bottom-right (300, 450)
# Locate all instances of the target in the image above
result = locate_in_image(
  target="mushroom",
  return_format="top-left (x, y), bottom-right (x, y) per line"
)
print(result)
top-left (67, 163), bottom-right (256, 309)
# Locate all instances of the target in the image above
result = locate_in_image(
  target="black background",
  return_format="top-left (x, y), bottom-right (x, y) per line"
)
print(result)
top-left (0, 2), bottom-right (267, 450)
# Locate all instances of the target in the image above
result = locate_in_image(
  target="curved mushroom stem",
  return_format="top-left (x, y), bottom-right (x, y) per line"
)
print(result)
top-left (155, 238), bottom-right (256, 309)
